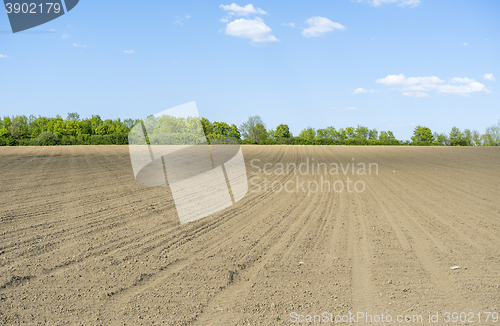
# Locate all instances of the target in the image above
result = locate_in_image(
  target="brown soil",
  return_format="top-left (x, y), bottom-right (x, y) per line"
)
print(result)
top-left (1, 145), bottom-right (499, 325)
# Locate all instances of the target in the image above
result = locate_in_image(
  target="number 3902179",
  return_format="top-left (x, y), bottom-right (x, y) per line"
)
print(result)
top-left (5, 3), bottom-right (61, 14)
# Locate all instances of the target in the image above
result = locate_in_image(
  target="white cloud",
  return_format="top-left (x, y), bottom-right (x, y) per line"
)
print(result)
top-left (302, 16), bottom-right (345, 38)
top-left (61, 34), bottom-right (70, 39)
top-left (344, 107), bottom-right (360, 110)
top-left (353, 88), bottom-right (376, 94)
top-left (73, 43), bottom-right (86, 47)
top-left (353, 88), bottom-right (369, 94)
top-left (402, 91), bottom-right (428, 97)
top-left (353, 0), bottom-right (420, 7)
top-left (376, 73), bottom-right (407, 85)
top-left (483, 73), bottom-right (495, 81)
top-left (449, 77), bottom-right (474, 84)
top-left (282, 22), bottom-right (295, 27)
top-left (174, 14), bottom-right (191, 25)
top-left (224, 17), bottom-right (278, 43)
top-left (438, 82), bottom-right (489, 94)
top-left (124, 49), bottom-right (135, 54)
top-left (220, 3), bottom-right (267, 16)
top-left (376, 74), bottom-right (445, 87)
top-left (461, 42), bottom-right (468, 46)
top-left (220, 18), bottom-right (229, 23)
top-left (373, 0), bottom-right (420, 6)
top-left (0, 54), bottom-right (7, 58)
top-left (376, 73), bottom-right (490, 96)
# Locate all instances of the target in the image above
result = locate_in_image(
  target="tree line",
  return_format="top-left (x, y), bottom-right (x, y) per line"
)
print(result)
top-left (0, 113), bottom-right (136, 146)
top-left (410, 124), bottom-right (500, 146)
top-left (0, 113), bottom-right (499, 146)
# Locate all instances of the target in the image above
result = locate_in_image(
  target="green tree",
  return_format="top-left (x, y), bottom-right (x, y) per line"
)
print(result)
top-left (47, 116), bottom-right (66, 137)
top-left (345, 127), bottom-right (355, 139)
top-left (462, 129), bottom-right (473, 146)
top-left (435, 133), bottom-right (449, 146)
top-left (201, 117), bottom-right (213, 136)
top-left (1, 117), bottom-right (11, 131)
top-left (36, 131), bottom-right (59, 145)
top-left (354, 125), bottom-right (369, 140)
top-left (471, 130), bottom-right (482, 146)
top-left (66, 112), bottom-right (80, 121)
top-left (336, 128), bottom-right (347, 141)
top-left (112, 118), bottom-right (130, 134)
top-left (449, 126), bottom-right (466, 146)
top-left (379, 131), bottom-right (397, 144)
top-left (316, 128), bottom-right (328, 140)
top-left (379, 131), bottom-right (389, 141)
top-left (207, 121), bottom-right (240, 139)
top-left (64, 113), bottom-right (83, 137)
top-left (65, 120), bottom-right (82, 137)
top-left (123, 118), bottom-right (138, 131)
top-left (79, 118), bottom-right (92, 135)
top-left (240, 115), bottom-right (267, 143)
top-left (27, 114), bottom-right (36, 132)
top-left (0, 127), bottom-right (8, 138)
top-left (95, 122), bottom-right (110, 135)
top-left (316, 127), bottom-right (337, 140)
top-left (90, 115), bottom-right (104, 135)
top-left (274, 124), bottom-right (291, 140)
top-left (27, 116), bottom-right (50, 138)
top-left (228, 124), bottom-right (241, 139)
top-left (482, 124), bottom-right (500, 146)
top-left (299, 127), bottom-right (316, 142)
top-left (411, 126), bottom-right (434, 144)
top-left (326, 126), bottom-right (338, 140)
top-left (211, 121), bottom-right (231, 137)
top-left (9, 115), bottom-right (29, 139)
top-left (254, 123), bottom-right (268, 143)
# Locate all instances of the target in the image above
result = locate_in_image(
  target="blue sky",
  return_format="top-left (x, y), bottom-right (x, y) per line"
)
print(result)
top-left (1, 0), bottom-right (499, 139)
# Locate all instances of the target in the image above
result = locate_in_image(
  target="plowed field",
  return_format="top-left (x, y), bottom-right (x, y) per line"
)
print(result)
top-left (1, 146), bottom-right (499, 325)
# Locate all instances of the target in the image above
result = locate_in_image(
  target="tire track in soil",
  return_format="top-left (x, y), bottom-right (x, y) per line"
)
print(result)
top-left (190, 148), bottom-right (344, 325)
top-left (99, 258), bottom-right (190, 323)
top-left (365, 173), bottom-right (471, 311)
top-left (347, 190), bottom-right (376, 314)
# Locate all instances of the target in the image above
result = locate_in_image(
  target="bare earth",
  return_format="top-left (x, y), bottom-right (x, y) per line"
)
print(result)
top-left (1, 145), bottom-right (499, 325)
